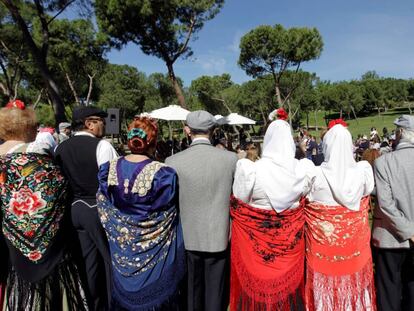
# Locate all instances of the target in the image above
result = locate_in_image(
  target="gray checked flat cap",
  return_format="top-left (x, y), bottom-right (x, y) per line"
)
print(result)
top-left (394, 115), bottom-right (414, 131)
top-left (186, 110), bottom-right (217, 131)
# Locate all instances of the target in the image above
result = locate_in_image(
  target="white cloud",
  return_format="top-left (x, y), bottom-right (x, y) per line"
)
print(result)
top-left (194, 53), bottom-right (227, 75)
top-left (227, 30), bottom-right (243, 53)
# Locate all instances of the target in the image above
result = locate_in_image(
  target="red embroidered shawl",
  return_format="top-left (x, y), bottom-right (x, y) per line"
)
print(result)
top-left (304, 197), bottom-right (376, 311)
top-left (230, 196), bottom-right (305, 311)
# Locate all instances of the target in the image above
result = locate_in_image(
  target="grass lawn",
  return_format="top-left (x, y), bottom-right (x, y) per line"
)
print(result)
top-left (299, 107), bottom-right (412, 139)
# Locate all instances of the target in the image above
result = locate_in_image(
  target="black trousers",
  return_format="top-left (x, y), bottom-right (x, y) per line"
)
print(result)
top-left (71, 200), bottom-right (112, 311)
top-left (186, 249), bottom-right (229, 311)
top-left (373, 247), bottom-right (414, 311)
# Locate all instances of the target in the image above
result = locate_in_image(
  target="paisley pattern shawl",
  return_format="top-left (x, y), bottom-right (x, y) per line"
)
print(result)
top-left (0, 153), bottom-right (67, 263)
top-left (229, 196), bottom-right (305, 311)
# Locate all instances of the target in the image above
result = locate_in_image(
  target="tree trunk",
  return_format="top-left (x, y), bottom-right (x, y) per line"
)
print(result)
top-left (350, 105), bottom-right (359, 124)
top-left (167, 62), bottom-right (187, 109)
top-left (314, 110), bottom-right (318, 131)
top-left (2, 0), bottom-right (67, 125)
top-left (306, 112), bottom-right (309, 129)
top-left (340, 108), bottom-right (343, 119)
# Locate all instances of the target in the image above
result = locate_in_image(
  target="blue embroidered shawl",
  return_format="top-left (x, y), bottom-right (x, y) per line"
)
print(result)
top-left (97, 157), bottom-right (185, 310)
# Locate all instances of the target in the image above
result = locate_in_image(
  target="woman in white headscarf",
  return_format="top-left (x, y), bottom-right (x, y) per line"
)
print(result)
top-left (305, 120), bottom-right (376, 311)
top-left (230, 109), bottom-right (315, 311)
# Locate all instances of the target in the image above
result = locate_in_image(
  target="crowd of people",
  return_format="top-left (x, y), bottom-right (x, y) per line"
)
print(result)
top-left (0, 100), bottom-right (413, 311)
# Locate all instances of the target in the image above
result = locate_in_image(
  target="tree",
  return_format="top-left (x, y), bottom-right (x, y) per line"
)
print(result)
top-left (189, 73), bottom-right (233, 114)
top-left (238, 24), bottom-right (323, 108)
top-left (47, 18), bottom-right (108, 106)
top-left (0, 0), bottom-right (89, 123)
top-left (95, 0), bottom-right (224, 109)
top-left (144, 72), bottom-right (180, 112)
top-left (0, 3), bottom-right (30, 101)
top-left (97, 64), bottom-right (147, 125)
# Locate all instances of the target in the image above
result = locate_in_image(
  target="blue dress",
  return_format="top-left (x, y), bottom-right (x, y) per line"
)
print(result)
top-left (97, 157), bottom-right (185, 310)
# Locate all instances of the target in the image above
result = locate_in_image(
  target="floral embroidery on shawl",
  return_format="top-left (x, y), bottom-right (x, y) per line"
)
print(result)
top-left (0, 153), bottom-right (67, 262)
top-left (97, 159), bottom-right (185, 309)
top-left (230, 196), bottom-right (305, 311)
top-left (107, 158), bottom-right (119, 186)
top-left (305, 197), bottom-right (376, 311)
top-left (131, 162), bottom-right (165, 196)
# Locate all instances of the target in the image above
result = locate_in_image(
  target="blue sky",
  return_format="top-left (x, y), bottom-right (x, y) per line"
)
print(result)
top-left (104, 0), bottom-right (414, 86)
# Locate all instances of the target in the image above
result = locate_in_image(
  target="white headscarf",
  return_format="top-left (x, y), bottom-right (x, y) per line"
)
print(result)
top-left (34, 132), bottom-right (57, 151)
top-left (320, 124), bottom-right (366, 210)
top-left (256, 120), bottom-right (314, 212)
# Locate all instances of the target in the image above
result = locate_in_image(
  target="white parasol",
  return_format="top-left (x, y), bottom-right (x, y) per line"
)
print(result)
top-left (217, 113), bottom-right (256, 125)
top-left (149, 105), bottom-right (190, 121)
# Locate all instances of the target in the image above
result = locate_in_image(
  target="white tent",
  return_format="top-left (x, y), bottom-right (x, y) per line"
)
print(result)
top-left (214, 114), bottom-right (224, 120)
top-left (149, 105), bottom-right (190, 121)
top-left (217, 113), bottom-right (256, 125)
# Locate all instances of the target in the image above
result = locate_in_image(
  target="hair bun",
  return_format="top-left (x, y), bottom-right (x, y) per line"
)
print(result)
top-left (128, 137), bottom-right (146, 154)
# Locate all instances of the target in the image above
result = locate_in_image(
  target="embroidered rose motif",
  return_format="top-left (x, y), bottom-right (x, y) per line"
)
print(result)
top-left (28, 251), bottom-right (42, 261)
top-left (14, 155), bottom-right (29, 166)
top-left (9, 188), bottom-right (47, 218)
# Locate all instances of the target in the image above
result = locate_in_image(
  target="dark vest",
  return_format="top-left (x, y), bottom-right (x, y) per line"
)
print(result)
top-left (55, 135), bottom-right (100, 199)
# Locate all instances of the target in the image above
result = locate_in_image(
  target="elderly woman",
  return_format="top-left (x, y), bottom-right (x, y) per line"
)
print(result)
top-left (0, 100), bottom-right (87, 310)
top-left (231, 109), bottom-right (315, 310)
top-left (305, 120), bottom-right (376, 310)
top-left (97, 117), bottom-right (185, 310)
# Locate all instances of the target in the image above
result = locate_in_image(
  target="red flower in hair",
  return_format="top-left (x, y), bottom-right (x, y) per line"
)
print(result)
top-left (6, 99), bottom-right (25, 110)
top-left (276, 108), bottom-right (288, 121)
top-left (328, 119), bottom-right (348, 129)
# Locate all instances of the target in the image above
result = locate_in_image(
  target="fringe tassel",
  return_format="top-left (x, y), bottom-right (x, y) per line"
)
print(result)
top-left (305, 260), bottom-right (376, 311)
top-left (230, 243), bottom-right (305, 311)
top-left (4, 258), bottom-right (88, 311)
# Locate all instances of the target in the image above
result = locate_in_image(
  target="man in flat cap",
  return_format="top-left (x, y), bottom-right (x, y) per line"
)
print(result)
top-left (54, 122), bottom-right (72, 144)
top-left (55, 106), bottom-right (117, 310)
top-left (166, 110), bottom-right (238, 311)
top-left (372, 114), bottom-right (414, 311)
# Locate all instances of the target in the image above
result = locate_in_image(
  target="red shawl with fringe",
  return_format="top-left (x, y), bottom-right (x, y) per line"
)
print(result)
top-left (305, 196), bottom-right (376, 311)
top-left (230, 196), bottom-right (305, 311)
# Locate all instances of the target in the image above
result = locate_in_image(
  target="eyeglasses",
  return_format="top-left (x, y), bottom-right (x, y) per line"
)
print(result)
top-left (86, 117), bottom-right (106, 125)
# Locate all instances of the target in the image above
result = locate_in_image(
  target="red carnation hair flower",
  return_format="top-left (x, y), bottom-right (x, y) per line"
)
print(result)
top-left (6, 99), bottom-right (25, 110)
top-left (276, 108), bottom-right (288, 121)
top-left (328, 118), bottom-right (348, 129)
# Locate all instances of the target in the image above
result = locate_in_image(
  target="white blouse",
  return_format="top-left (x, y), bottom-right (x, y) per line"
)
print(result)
top-left (307, 161), bottom-right (374, 211)
top-left (233, 158), bottom-right (316, 212)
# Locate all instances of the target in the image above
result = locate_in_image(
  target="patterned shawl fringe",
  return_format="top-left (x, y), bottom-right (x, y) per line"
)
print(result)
top-left (0, 283), bottom-right (4, 308)
top-left (230, 243), bottom-right (305, 311)
top-left (4, 257), bottom-right (88, 311)
top-left (230, 267), bottom-right (305, 311)
top-left (305, 260), bottom-right (376, 311)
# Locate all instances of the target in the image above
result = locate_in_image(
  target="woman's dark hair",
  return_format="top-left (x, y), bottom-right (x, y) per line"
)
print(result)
top-left (127, 117), bottom-right (158, 155)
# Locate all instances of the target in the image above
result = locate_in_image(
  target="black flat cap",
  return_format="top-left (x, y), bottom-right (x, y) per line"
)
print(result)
top-left (72, 106), bottom-right (108, 121)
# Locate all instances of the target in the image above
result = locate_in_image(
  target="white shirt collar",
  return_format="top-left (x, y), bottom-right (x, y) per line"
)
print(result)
top-left (74, 131), bottom-right (96, 138)
top-left (192, 137), bottom-right (210, 143)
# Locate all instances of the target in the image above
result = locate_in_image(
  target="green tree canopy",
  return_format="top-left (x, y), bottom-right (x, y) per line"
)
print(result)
top-left (238, 24), bottom-right (323, 107)
top-left (97, 63), bottom-right (147, 125)
top-left (95, 0), bottom-right (224, 108)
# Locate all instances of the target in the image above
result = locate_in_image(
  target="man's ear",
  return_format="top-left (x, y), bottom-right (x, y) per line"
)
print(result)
top-left (184, 126), bottom-right (191, 136)
top-left (84, 119), bottom-right (93, 131)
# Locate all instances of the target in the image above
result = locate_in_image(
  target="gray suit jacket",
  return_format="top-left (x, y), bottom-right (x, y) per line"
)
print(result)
top-left (165, 139), bottom-right (238, 252)
top-left (372, 144), bottom-right (414, 248)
